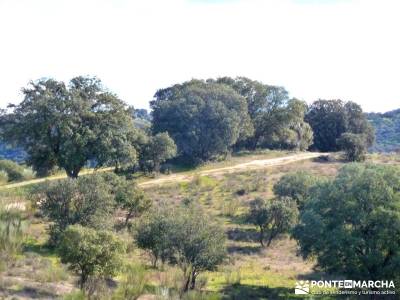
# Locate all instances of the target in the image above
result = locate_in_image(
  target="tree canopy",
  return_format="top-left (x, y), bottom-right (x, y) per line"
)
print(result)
top-left (58, 225), bottom-right (125, 289)
top-left (151, 80), bottom-right (253, 163)
top-left (0, 77), bottom-right (141, 177)
top-left (305, 99), bottom-right (374, 152)
top-left (294, 164), bottom-right (400, 281)
top-left (214, 77), bottom-right (313, 150)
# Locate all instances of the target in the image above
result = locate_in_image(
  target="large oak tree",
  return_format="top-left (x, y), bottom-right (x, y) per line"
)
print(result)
top-left (1, 76), bottom-right (140, 177)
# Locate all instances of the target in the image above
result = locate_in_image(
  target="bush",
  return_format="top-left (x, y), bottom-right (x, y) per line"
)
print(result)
top-left (0, 159), bottom-right (26, 181)
top-left (134, 205), bottom-right (226, 292)
top-left (247, 198), bottom-right (298, 247)
top-left (273, 171), bottom-right (321, 209)
top-left (294, 164), bottom-right (400, 282)
top-left (337, 132), bottom-right (368, 162)
top-left (58, 225), bottom-right (125, 290)
top-left (35, 175), bottom-right (115, 246)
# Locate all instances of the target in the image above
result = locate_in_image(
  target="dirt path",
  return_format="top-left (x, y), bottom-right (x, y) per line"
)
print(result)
top-left (0, 152), bottom-right (323, 193)
top-left (0, 167), bottom-right (113, 191)
top-left (138, 152), bottom-right (323, 187)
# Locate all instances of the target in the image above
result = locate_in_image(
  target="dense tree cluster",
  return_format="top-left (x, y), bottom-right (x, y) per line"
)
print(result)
top-left (0, 77), bottom-right (176, 177)
top-left (305, 100), bottom-right (374, 157)
top-left (293, 164), bottom-right (400, 282)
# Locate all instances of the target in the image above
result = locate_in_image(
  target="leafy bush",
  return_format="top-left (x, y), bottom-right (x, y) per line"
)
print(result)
top-left (247, 198), bottom-right (298, 247)
top-left (0, 159), bottom-right (26, 181)
top-left (35, 175), bottom-right (115, 246)
top-left (135, 205), bottom-right (226, 292)
top-left (58, 225), bottom-right (125, 290)
top-left (294, 164), bottom-right (400, 282)
top-left (273, 171), bottom-right (321, 209)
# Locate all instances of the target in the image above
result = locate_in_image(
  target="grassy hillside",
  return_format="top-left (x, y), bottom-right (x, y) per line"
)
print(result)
top-left (1, 152), bottom-right (399, 299)
top-left (367, 109), bottom-right (400, 152)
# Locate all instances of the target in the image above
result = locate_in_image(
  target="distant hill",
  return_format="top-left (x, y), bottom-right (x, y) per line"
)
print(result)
top-left (367, 108), bottom-right (400, 152)
top-left (0, 141), bottom-right (26, 162)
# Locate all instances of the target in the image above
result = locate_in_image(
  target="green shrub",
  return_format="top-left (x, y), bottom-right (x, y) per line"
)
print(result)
top-left (0, 159), bottom-right (25, 181)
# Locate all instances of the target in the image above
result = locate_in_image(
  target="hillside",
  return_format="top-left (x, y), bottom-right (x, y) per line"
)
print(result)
top-left (367, 108), bottom-right (400, 152)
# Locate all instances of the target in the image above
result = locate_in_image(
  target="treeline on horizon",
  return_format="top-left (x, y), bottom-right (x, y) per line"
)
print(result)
top-left (0, 76), bottom-right (375, 178)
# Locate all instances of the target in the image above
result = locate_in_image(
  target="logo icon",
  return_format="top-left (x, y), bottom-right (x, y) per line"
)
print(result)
top-left (295, 281), bottom-right (310, 294)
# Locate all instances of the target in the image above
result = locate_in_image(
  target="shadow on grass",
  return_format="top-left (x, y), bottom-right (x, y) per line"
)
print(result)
top-left (220, 283), bottom-right (296, 299)
top-left (226, 227), bottom-right (260, 243)
top-left (23, 239), bottom-right (56, 258)
top-left (227, 244), bottom-right (261, 255)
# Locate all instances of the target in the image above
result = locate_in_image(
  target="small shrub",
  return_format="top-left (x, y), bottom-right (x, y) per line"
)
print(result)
top-left (0, 159), bottom-right (25, 181)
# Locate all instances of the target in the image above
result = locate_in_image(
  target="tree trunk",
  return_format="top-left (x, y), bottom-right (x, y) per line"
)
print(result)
top-left (259, 227), bottom-right (265, 247)
top-left (182, 274), bottom-right (191, 293)
top-left (124, 210), bottom-right (133, 227)
top-left (190, 270), bottom-right (197, 290)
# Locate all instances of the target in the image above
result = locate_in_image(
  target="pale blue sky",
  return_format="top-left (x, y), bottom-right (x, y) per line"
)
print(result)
top-left (0, 0), bottom-right (399, 112)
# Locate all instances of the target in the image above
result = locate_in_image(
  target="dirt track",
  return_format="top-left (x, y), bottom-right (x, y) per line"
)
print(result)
top-left (0, 152), bottom-right (323, 192)
top-left (138, 152), bottom-right (323, 187)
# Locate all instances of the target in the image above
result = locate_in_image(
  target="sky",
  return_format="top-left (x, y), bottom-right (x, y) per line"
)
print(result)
top-left (0, 0), bottom-right (399, 113)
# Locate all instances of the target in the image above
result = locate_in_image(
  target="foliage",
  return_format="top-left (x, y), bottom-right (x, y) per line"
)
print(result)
top-left (214, 77), bottom-right (313, 150)
top-left (247, 198), bottom-right (298, 247)
top-left (0, 159), bottom-right (29, 181)
top-left (337, 132), bottom-right (368, 162)
top-left (36, 174), bottom-right (115, 245)
top-left (0, 76), bottom-right (141, 177)
top-left (151, 79), bottom-right (253, 163)
top-left (139, 132), bottom-right (177, 173)
top-left (294, 164), bottom-right (400, 281)
top-left (367, 108), bottom-right (400, 152)
top-left (134, 205), bottom-right (177, 267)
top-left (273, 171), bottom-right (321, 209)
top-left (58, 225), bottom-right (125, 289)
top-left (135, 205), bottom-right (226, 292)
top-left (102, 173), bottom-right (152, 227)
top-left (305, 100), bottom-right (374, 152)
top-left (112, 264), bottom-right (148, 300)
top-left (0, 207), bottom-right (26, 268)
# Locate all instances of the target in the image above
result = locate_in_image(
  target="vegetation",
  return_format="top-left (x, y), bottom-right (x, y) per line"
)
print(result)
top-left (0, 159), bottom-right (34, 182)
top-left (151, 80), bottom-right (253, 163)
top-left (367, 108), bottom-right (400, 152)
top-left (294, 164), bottom-right (400, 281)
top-left (135, 205), bottom-right (226, 292)
top-left (36, 175), bottom-right (116, 245)
top-left (273, 171), bottom-right (320, 209)
top-left (1, 74), bottom-right (400, 299)
top-left (139, 132), bottom-right (177, 173)
top-left (213, 77), bottom-right (313, 150)
top-left (247, 198), bottom-right (298, 247)
top-left (58, 225), bottom-right (125, 290)
top-left (0, 77), bottom-right (142, 177)
top-left (306, 99), bottom-right (374, 152)
top-left (0, 207), bottom-right (26, 268)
